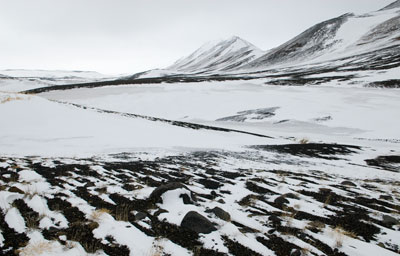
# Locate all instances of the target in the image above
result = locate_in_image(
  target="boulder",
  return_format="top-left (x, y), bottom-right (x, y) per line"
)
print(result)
top-left (382, 215), bottom-right (399, 226)
top-left (149, 182), bottom-right (189, 203)
top-left (341, 181), bottom-right (357, 187)
top-left (206, 207), bottom-right (231, 221)
top-left (274, 195), bottom-right (289, 209)
top-left (135, 212), bottom-right (147, 221)
top-left (181, 211), bottom-right (217, 234)
top-left (179, 194), bottom-right (193, 205)
top-left (290, 249), bottom-right (301, 256)
top-left (379, 195), bottom-right (393, 201)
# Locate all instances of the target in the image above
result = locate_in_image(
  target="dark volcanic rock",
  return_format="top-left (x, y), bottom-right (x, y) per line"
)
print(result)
top-left (148, 182), bottom-right (188, 203)
top-left (251, 143), bottom-right (361, 160)
top-left (197, 178), bottom-right (221, 189)
top-left (291, 249), bottom-right (302, 256)
top-left (181, 211), bottom-right (217, 234)
top-left (379, 195), bottom-right (393, 201)
top-left (179, 194), bottom-right (193, 204)
top-left (269, 215), bottom-right (281, 224)
top-left (274, 196), bottom-right (289, 209)
top-left (284, 193), bottom-right (300, 200)
top-left (382, 215), bottom-right (399, 226)
top-left (206, 207), bottom-right (231, 221)
top-left (135, 212), bottom-right (147, 221)
top-left (365, 155), bottom-right (400, 172)
top-left (341, 181), bottom-right (357, 187)
top-left (9, 186), bottom-right (25, 194)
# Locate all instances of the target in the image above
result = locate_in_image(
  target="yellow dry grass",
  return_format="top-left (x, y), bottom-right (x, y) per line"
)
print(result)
top-left (17, 241), bottom-right (54, 255)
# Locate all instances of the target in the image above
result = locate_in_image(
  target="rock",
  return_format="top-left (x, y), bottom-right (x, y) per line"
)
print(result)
top-left (319, 188), bottom-right (332, 194)
top-left (267, 228), bottom-right (276, 234)
top-left (268, 215), bottom-right (281, 224)
top-left (290, 249), bottom-right (301, 256)
top-left (379, 195), bottom-right (393, 201)
top-left (179, 194), bottom-right (193, 204)
top-left (153, 209), bottom-right (168, 217)
top-left (206, 207), bottom-right (231, 221)
top-left (217, 199), bottom-right (225, 204)
top-left (284, 193), bottom-right (300, 200)
top-left (382, 215), bottom-right (399, 226)
top-left (9, 186), bottom-right (24, 194)
top-left (341, 181), bottom-right (357, 187)
top-left (197, 179), bottom-right (221, 189)
top-left (135, 212), bottom-right (147, 221)
top-left (181, 211), bottom-right (217, 234)
top-left (148, 182), bottom-right (188, 203)
top-left (274, 196), bottom-right (289, 209)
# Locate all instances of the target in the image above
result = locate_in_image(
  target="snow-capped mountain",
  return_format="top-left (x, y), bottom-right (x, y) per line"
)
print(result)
top-left (380, 0), bottom-right (400, 11)
top-left (246, 13), bottom-right (353, 69)
top-left (167, 36), bottom-right (264, 73)
top-left (246, 4), bottom-right (400, 70)
top-left (141, 1), bottom-right (400, 76)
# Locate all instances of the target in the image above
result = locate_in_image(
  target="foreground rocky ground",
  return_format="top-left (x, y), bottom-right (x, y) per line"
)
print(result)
top-left (0, 143), bottom-right (399, 256)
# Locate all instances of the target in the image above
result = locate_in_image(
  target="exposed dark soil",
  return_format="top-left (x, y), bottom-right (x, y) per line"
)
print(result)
top-left (366, 79), bottom-right (400, 88)
top-left (251, 143), bottom-right (361, 159)
top-left (365, 155), bottom-right (400, 172)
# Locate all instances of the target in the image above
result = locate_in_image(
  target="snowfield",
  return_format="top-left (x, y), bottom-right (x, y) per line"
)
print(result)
top-left (1, 79), bottom-right (399, 256)
top-left (41, 81), bottom-right (400, 142)
top-left (0, 91), bottom-right (274, 157)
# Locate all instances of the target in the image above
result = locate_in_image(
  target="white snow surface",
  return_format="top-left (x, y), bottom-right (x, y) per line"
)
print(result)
top-left (0, 90), bottom-right (273, 157)
top-left (41, 81), bottom-right (400, 143)
top-left (0, 69), bottom-right (108, 79)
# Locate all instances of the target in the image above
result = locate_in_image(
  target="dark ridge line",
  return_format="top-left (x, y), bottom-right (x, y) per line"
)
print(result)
top-left (20, 44), bottom-right (400, 94)
top-left (53, 100), bottom-right (274, 139)
top-left (21, 75), bottom-right (254, 94)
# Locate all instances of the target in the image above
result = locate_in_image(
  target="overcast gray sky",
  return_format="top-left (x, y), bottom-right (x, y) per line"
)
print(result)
top-left (0, 0), bottom-right (394, 75)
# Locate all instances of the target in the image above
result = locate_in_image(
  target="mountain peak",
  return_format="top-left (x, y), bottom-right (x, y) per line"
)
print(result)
top-left (200, 36), bottom-right (256, 51)
top-left (380, 0), bottom-right (400, 11)
top-left (167, 36), bottom-right (263, 73)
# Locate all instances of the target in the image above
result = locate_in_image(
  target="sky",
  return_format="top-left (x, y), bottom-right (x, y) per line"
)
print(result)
top-left (0, 0), bottom-right (395, 75)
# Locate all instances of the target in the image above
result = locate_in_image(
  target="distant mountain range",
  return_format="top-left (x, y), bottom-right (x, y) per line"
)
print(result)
top-left (20, 0), bottom-right (400, 93)
top-left (137, 0), bottom-right (400, 78)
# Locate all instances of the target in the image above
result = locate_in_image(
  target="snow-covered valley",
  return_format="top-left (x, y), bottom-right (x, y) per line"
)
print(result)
top-left (0, 1), bottom-right (400, 255)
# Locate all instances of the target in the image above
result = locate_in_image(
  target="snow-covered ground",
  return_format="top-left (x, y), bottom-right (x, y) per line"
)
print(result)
top-left (41, 80), bottom-right (400, 144)
top-left (1, 77), bottom-right (398, 255)
top-left (0, 90), bottom-right (275, 157)
top-left (0, 2), bottom-right (399, 254)
top-left (0, 69), bottom-right (115, 93)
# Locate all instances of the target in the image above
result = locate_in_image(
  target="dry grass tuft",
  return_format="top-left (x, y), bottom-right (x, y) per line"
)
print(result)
top-left (17, 241), bottom-right (54, 255)
top-left (147, 237), bottom-right (164, 256)
top-left (115, 204), bottom-right (130, 221)
top-left (301, 247), bottom-right (311, 255)
top-left (323, 193), bottom-right (332, 208)
top-left (306, 220), bottom-right (325, 231)
top-left (332, 226), bottom-right (357, 248)
top-left (90, 208), bottom-right (111, 222)
top-left (0, 95), bottom-right (24, 104)
top-left (299, 138), bottom-right (309, 144)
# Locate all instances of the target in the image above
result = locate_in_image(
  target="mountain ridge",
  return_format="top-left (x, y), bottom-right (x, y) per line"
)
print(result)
top-left (131, 0), bottom-right (400, 79)
top-left (167, 36), bottom-right (263, 73)
top-left (380, 0), bottom-right (400, 11)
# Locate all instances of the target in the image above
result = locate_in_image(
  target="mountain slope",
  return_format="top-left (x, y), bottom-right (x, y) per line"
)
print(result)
top-left (246, 7), bottom-right (400, 70)
top-left (380, 0), bottom-right (400, 11)
top-left (167, 36), bottom-right (263, 73)
top-left (246, 13), bottom-right (353, 69)
top-left (164, 1), bottom-right (400, 75)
